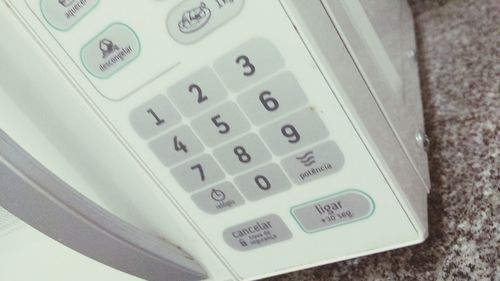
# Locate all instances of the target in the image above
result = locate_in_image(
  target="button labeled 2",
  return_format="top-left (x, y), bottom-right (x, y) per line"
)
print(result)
top-left (168, 68), bottom-right (228, 117)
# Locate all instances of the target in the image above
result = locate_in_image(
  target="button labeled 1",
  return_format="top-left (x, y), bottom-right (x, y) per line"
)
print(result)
top-left (260, 108), bottom-right (329, 156)
top-left (130, 95), bottom-right (181, 139)
top-left (214, 38), bottom-right (285, 92)
top-left (149, 126), bottom-right (204, 167)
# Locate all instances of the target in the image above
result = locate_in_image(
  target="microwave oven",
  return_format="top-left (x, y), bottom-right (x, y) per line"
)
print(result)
top-left (0, 0), bottom-right (430, 280)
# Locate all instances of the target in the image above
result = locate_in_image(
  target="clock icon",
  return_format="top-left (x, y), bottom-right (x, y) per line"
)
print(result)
top-left (210, 189), bottom-right (226, 202)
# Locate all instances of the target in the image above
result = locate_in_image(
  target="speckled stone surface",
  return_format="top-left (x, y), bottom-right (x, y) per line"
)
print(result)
top-left (265, 0), bottom-right (500, 280)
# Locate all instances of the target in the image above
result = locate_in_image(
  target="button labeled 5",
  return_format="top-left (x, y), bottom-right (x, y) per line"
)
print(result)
top-left (192, 102), bottom-right (250, 147)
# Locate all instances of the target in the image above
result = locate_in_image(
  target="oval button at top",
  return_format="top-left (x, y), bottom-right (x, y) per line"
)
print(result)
top-left (41, 0), bottom-right (100, 30)
top-left (167, 0), bottom-right (244, 44)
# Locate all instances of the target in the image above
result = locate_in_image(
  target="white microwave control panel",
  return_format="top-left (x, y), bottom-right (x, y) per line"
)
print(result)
top-left (5, 0), bottom-right (421, 279)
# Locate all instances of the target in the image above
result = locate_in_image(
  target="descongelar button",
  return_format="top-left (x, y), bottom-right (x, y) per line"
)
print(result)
top-left (166, 0), bottom-right (244, 44)
top-left (81, 23), bottom-right (140, 79)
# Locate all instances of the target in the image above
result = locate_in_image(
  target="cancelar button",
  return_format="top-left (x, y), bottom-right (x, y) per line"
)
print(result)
top-left (291, 190), bottom-right (375, 233)
top-left (81, 23), bottom-right (140, 79)
top-left (41, 0), bottom-right (99, 31)
top-left (223, 214), bottom-right (292, 251)
top-left (167, 0), bottom-right (245, 44)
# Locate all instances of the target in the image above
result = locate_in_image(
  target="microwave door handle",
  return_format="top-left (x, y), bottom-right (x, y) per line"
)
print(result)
top-left (0, 129), bottom-right (207, 281)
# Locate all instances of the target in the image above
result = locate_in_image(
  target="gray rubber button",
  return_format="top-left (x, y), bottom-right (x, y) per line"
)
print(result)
top-left (191, 102), bottom-right (250, 147)
top-left (81, 23), bottom-right (140, 79)
top-left (213, 134), bottom-right (271, 175)
top-left (234, 164), bottom-right (291, 201)
top-left (281, 141), bottom-right (344, 185)
top-left (149, 126), bottom-right (204, 167)
top-left (191, 182), bottom-right (245, 214)
top-left (260, 108), bottom-right (329, 156)
top-left (130, 95), bottom-right (181, 139)
top-left (41, 0), bottom-right (99, 30)
top-left (214, 38), bottom-right (285, 92)
top-left (171, 154), bottom-right (225, 192)
top-left (238, 72), bottom-right (308, 125)
top-left (167, 0), bottom-right (244, 44)
top-left (223, 214), bottom-right (292, 251)
top-left (291, 190), bottom-right (374, 233)
top-left (168, 68), bottom-right (228, 117)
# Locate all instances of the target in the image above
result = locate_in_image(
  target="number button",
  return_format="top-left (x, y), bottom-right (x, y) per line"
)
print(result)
top-left (234, 164), bottom-right (291, 201)
top-left (171, 154), bottom-right (225, 192)
top-left (213, 134), bottom-right (271, 175)
top-left (149, 126), bottom-right (204, 167)
top-left (238, 72), bottom-right (308, 125)
top-left (260, 108), bottom-right (329, 156)
top-left (168, 68), bottom-right (228, 117)
top-left (130, 95), bottom-right (181, 139)
top-left (214, 38), bottom-right (285, 92)
top-left (191, 102), bottom-right (250, 147)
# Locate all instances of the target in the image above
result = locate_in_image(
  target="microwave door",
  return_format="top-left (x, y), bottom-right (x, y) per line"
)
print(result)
top-left (0, 129), bottom-right (207, 281)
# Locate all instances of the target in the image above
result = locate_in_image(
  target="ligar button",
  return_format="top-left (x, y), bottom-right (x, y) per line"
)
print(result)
top-left (166, 0), bottom-right (245, 44)
top-left (81, 23), bottom-right (140, 79)
top-left (291, 190), bottom-right (375, 233)
top-left (41, 0), bottom-right (99, 31)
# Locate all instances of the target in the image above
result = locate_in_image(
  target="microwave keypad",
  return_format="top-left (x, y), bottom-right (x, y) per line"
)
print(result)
top-left (130, 38), bottom-right (345, 214)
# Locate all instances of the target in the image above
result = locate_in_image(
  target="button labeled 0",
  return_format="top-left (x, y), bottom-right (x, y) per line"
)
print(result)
top-left (81, 23), bottom-right (140, 79)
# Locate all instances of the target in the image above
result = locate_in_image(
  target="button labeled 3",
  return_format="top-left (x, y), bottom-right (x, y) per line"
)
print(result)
top-left (41, 0), bottom-right (99, 30)
top-left (81, 23), bottom-right (140, 79)
top-left (167, 0), bottom-right (244, 44)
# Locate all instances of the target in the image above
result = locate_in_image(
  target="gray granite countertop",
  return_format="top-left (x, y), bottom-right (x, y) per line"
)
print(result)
top-left (266, 0), bottom-right (499, 280)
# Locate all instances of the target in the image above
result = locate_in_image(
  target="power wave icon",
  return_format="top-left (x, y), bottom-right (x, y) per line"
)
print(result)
top-left (296, 151), bottom-right (316, 167)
